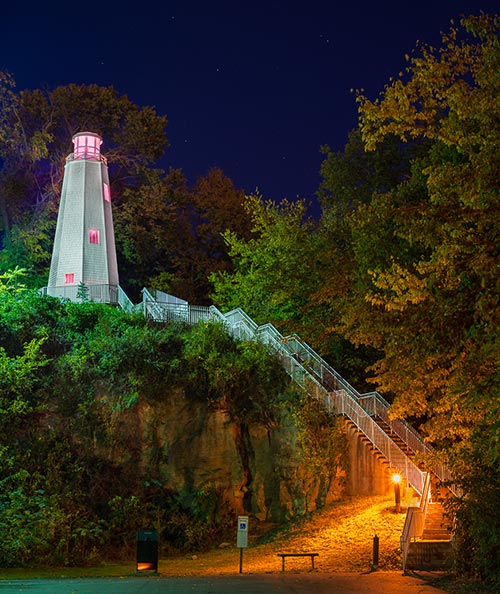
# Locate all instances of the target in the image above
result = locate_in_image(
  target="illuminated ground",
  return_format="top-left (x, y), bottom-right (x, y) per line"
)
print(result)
top-left (158, 494), bottom-right (413, 576)
top-left (2, 494), bottom-right (491, 593)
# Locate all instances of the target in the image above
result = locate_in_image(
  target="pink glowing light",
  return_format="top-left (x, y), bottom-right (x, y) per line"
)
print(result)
top-left (89, 229), bottom-right (99, 244)
top-left (103, 182), bottom-right (111, 202)
top-left (72, 132), bottom-right (102, 160)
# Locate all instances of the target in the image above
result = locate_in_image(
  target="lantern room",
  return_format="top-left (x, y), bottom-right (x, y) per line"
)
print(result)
top-left (72, 132), bottom-right (102, 161)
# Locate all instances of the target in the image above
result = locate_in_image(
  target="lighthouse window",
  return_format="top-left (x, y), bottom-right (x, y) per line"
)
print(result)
top-left (103, 183), bottom-right (111, 202)
top-left (65, 273), bottom-right (75, 284)
top-left (89, 229), bottom-right (99, 244)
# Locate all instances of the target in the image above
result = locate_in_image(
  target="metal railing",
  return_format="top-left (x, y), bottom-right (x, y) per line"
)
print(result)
top-left (118, 286), bottom-right (135, 312)
top-left (329, 389), bottom-right (425, 494)
top-left (142, 288), bottom-right (214, 324)
top-left (401, 472), bottom-right (432, 569)
top-left (42, 283), bottom-right (119, 304)
top-left (140, 294), bottom-right (454, 497)
top-left (259, 329), bottom-right (455, 491)
top-left (66, 151), bottom-right (108, 165)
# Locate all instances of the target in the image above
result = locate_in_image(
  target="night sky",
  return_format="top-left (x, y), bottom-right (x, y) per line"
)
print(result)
top-left (2, 1), bottom-right (499, 214)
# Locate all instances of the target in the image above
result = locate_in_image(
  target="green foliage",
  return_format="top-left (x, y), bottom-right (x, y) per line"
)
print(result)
top-left (161, 484), bottom-right (234, 551)
top-left (328, 13), bottom-right (500, 582)
top-left (450, 421), bottom-right (500, 588)
top-left (0, 276), bottom-right (298, 564)
top-left (0, 471), bottom-right (55, 567)
top-left (182, 320), bottom-right (290, 427)
top-left (0, 267), bottom-right (27, 295)
top-left (210, 194), bottom-right (322, 330)
top-left (293, 395), bottom-right (347, 477)
top-left (0, 337), bottom-right (48, 417)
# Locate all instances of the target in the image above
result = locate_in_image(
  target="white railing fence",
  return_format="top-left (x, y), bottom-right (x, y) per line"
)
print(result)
top-left (140, 293), bottom-right (456, 497)
top-left (401, 472), bottom-right (432, 569)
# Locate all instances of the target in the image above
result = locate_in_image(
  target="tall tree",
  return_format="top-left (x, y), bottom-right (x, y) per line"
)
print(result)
top-left (342, 14), bottom-right (500, 582)
top-left (113, 168), bottom-right (185, 301)
top-left (210, 194), bottom-right (322, 333)
top-left (315, 131), bottom-right (429, 381)
top-left (351, 13), bottom-right (500, 435)
top-left (166, 167), bottom-right (252, 304)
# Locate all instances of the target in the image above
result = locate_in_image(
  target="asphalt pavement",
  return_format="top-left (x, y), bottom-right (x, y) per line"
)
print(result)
top-left (0, 572), bottom-right (451, 594)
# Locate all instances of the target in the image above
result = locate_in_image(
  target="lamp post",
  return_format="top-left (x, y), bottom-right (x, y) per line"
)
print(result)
top-left (392, 473), bottom-right (402, 513)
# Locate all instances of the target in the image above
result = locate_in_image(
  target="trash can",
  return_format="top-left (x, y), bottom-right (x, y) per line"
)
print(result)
top-left (136, 529), bottom-right (158, 572)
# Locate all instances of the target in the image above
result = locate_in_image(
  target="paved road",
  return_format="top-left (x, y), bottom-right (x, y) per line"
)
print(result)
top-left (0, 572), bottom-right (450, 594)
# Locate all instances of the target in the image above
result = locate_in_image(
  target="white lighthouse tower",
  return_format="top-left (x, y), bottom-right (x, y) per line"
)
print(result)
top-left (47, 132), bottom-right (119, 303)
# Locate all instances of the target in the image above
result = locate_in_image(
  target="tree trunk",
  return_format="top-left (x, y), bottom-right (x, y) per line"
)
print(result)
top-left (0, 192), bottom-right (10, 248)
top-left (234, 422), bottom-right (254, 513)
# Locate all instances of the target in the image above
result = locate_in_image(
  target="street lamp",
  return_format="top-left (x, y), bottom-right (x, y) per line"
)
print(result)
top-left (392, 473), bottom-right (402, 513)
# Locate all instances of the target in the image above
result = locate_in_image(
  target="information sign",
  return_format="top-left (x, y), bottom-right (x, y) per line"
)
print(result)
top-left (236, 515), bottom-right (249, 548)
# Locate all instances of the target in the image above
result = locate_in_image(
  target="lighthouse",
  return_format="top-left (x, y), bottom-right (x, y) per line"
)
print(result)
top-left (47, 132), bottom-right (119, 303)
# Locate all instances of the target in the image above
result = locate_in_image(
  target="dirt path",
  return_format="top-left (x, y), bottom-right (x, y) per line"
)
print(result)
top-left (158, 494), bottom-right (415, 576)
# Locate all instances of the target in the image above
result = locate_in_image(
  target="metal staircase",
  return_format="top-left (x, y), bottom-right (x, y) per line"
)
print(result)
top-left (141, 289), bottom-right (455, 569)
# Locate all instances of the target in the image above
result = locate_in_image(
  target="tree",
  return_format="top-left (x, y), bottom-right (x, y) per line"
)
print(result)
top-left (351, 13), bottom-right (500, 431)
top-left (315, 131), bottom-right (429, 383)
top-left (171, 167), bottom-right (253, 304)
top-left (113, 168), bottom-right (181, 300)
top-left (0, 71), bottom-right (24, 247)
top-left (342, 13), bottom-right (500, 582)
top-left (210, 194), bottom-right (323, 333)
top-left (113, 166), bottom-right (252, 304)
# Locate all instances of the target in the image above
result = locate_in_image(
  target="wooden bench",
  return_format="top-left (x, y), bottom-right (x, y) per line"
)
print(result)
top-left (277, 552), bottom-right (319, 572)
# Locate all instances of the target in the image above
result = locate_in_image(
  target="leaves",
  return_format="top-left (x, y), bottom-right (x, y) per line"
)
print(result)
top-left (211, 194), bottom-right (322, 331)
top-left (181, 320), bottom-right (290, 426)
top-left (323, 14), bottom-right (500, 581)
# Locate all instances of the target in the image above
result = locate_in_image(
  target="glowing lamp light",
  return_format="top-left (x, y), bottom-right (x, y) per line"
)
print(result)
top-left (392, 473), bottom-right (402, 512)
top-left (137, 562), bottom-right (156, 571)
top-left (72, 131), bottom-right (102, 161)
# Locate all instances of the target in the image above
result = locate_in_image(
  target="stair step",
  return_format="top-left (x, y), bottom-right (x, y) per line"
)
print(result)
top-left (422, 532), bottom-right (452, 540)
top-left (405, 540), bottom-right (454, 571)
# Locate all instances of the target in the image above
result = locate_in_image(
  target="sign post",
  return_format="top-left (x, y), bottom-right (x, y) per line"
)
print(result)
top-left (236, 515), bottom-right (249, 573)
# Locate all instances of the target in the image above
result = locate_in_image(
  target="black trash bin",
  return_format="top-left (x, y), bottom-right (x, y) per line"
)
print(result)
top-left (136, 529), bottom-right (158, 572)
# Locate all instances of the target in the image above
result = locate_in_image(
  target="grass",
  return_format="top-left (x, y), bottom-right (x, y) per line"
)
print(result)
top-left (1, 493), bottom-right (495, 593)
top-left (0, 494), bottom-right (410, 579)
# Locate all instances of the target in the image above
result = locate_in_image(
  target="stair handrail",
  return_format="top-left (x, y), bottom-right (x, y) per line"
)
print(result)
top-left (400, 472), bottom-right (432, 570)
top-left (274, 333), bottom-right (457, 490)
top-left (141, 294), bottom-right (453, 496)
top-left (215, 314), bottom-right (426, 495)
top-left (142, 287), bottom-right (167, 322)
top-left (329, 390), bottom-right (425, 495)
top-left (117, 286), bottom-right (135, 313)
top-left (283, 334), bottom-right (429, 450)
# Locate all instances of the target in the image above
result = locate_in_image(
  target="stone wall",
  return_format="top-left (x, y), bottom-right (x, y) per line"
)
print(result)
top-left (344, 421), bottom-right (392, 496)
top-left (111, 392), bottom-right (402, 524)
top-left (127, 392), bottom-right (346, 523)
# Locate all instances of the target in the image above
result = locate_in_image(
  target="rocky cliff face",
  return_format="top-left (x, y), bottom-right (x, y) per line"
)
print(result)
top-left (126, 390), bottom-right (347, 523)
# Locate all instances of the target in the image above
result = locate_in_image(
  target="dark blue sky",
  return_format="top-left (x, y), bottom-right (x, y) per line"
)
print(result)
top-left (2, 1), bottom-right (499, 213)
